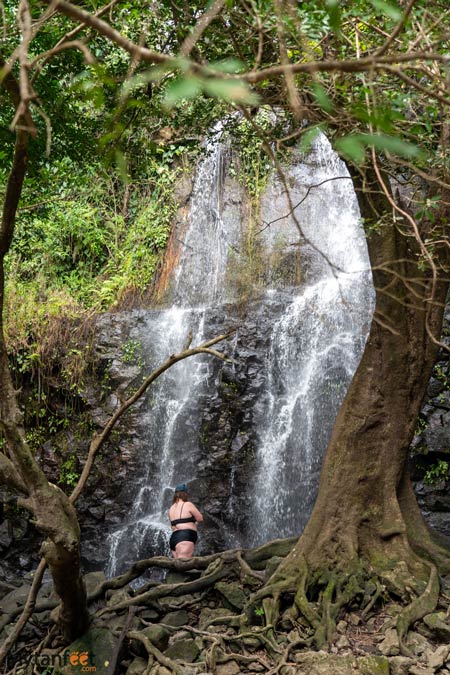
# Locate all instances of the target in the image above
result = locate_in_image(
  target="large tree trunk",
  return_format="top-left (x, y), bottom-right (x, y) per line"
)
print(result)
top-left (248, 170), bottom-right (450, 649)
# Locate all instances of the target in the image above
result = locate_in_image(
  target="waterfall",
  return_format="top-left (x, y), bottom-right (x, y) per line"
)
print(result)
top-left (249, 134), bottom-right (374, 543)
top-left (106, 134), bottom-right (235, 575)
top-left (105, 130), bottom-right (374, 574)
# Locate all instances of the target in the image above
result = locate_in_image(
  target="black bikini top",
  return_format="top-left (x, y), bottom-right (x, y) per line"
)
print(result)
top-left (171, 501), bottom-right (196, 527)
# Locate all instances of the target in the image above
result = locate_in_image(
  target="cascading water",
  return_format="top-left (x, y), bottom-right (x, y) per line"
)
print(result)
top-left (249, 135), bottom-right (374, 543)
top-left (106, 135), bottom-right (236, 575)
top-left (105, 130), bottom-right (374, 575)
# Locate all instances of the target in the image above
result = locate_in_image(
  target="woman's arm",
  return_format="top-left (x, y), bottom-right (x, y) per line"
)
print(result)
top-left (188, 502), bottom-right (203, 522)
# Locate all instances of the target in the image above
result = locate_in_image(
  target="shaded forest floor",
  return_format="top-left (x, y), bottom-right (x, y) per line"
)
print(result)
top-left (2, 538), bottom-right (450, 675)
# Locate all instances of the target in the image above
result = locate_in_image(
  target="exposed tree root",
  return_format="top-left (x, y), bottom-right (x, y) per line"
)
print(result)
top-left (3, 533), bottom-right (450, 674)
top-left (0, 558), bottom-right (47, 667)
top-left (396, 562), bottom-right (440, 657)
top-left (128, 630), bottom-right (183, 674)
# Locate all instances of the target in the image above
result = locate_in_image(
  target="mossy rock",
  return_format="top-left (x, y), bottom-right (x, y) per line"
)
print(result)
top-left (214, 581), bottom-right (247, 610)
top-left (198, 607), bottom-right (232, 630)
top-left (139, 607), bottom-right (159, 622)
top-left (294, 651), bottom-right (389, 674)
top-left (53, 627), bottom-right (117, 675)
top-left (264, 556), bottom-right (283, 578)
top-left (164, 638), bottom-right (200, 662)
top-left (126, 656), bottom-right (150, 674)
top-left (131, 624), bottom-right (170, 655)
top-left (83, 571), bottom-right (107, 596)
top-left (160, 609), bottom-right (189, 627)
top-left (165, 570), bottom-right (200, 584)
top-left (423, 612), bottom-right (450, 641)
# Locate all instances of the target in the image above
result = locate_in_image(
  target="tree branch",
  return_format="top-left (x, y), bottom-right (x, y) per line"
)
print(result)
top-left (69, 329), bottom-right (235, 502)
top-left (180, 0), bottom-right (226, 57)
top-left (0, 450), bottom-right (28, 493)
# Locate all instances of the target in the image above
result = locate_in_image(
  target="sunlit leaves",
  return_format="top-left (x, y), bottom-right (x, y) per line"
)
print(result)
top-left (210, 58), bottom-right (244, 74)
top-left (164, 76), bottom-right (203, 107)
top-left (299, 125), bottom-right (326, 153)
top-left (202, 78), bottom-right (258, 104)
top-left (163, 73), bottom-right (258, 108)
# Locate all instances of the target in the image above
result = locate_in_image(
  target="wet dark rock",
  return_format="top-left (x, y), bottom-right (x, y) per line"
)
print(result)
top-left (411, 312), bottom-right (450, 537)
top-left (0, 521), bottom-right (12, 550)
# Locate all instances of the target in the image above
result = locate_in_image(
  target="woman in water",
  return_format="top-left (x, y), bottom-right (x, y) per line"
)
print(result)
top-left (168, 483), bottom-right (203, 559)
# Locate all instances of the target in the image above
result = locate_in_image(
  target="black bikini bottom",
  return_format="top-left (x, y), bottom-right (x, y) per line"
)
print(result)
top-left (169, 529), bottom-right (198, 551)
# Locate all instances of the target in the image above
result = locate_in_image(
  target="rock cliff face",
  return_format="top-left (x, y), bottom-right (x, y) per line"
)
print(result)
top-left (410, 308), bottom-right (450, 537)
top-left (72, 300), bottom-right (449, 573)
top-left (82, 133), bottom-right (373, 575)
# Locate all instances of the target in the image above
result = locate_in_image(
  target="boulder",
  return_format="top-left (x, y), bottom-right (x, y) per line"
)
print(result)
top-left (143, 624), bottom-right (171, 652)
top-left (52, 627), bottom-right (118, 675)
top-left (83, 571), bottom-right (106, 596)
top-left (165, 570), bottom-right (199, 585)
top-left (160, 610), bottom-right (189, 627)
top-left (294, 651), bottom-right (390, 674)
top-left (164, 639), bottom-right (200, 662)
top-left (198, 607), bottom-right (232, 630)
top-left (138, 607), bottom-right (159, 622)
top-left (214, 581), bottom-right (246, 610)
top-left (426, 644), bottom-right (450, 670)
top-left (378, 628), bottom-right (400, 656)
top-left (423, 612), bottom-right (450, 641)
top-left (215, 661), bottom-right (241, 675)
top-left (335, 635), bottom-right (350, 649)
top-left (0, 522), bottom-right (12, 550)
top-left (126, 657), bottom-right (150, 674)
top-left (408, 666), bottom-right (435, 675)
top-left (387, 655), bottom-right (414, 675)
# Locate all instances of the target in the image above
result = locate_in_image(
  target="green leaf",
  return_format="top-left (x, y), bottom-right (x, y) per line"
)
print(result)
top-left (114, 150), bottom-right (129, 183)
top-left (335, 136), bottom-right (365, 163)
top-left (210, 58), bottom-right (245, 74)
top-left (368, 0), bottom-right (402, 21)
top-left (299, 126), bottom-right (323, 153)
top-left (311, 83), bottom-right (334, 112)
top-left (202, 78), bottom-right (259, 105)
top-left (336, 133), bottom-right (423, 164)
top-left (358, 133), bottom-right (423, 158)
top-left (324, 0), bottom-right (341, 33)
top-left (163, 76), bottom-right (202, 107)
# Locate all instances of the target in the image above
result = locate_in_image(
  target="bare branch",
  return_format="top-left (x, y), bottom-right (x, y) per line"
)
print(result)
top-left (273, 0), bottom-right (302, 118)
top-left (30, 39), bottom-right (96, 68)
top-left (180, 0), bottom-right (226, 57)
top-left (69, 330), bottom-right (235, 503)
top-left (374, 0), bottom-right (419, 57)
top-left (49, 0), bottom-right (172, 66)
top-left (243, 51), bottom-right (450, 83)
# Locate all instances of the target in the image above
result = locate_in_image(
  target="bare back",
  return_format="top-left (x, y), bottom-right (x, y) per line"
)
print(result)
top-left (169, 500), bottom-right (203, 532)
